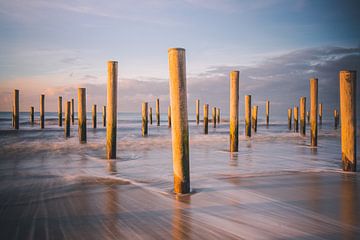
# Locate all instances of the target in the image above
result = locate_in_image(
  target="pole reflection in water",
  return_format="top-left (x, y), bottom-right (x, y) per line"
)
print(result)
top-left (172, 194), bottom-right (192, 240)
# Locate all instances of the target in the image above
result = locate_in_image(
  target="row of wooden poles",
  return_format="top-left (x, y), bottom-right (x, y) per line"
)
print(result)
top-left (10, 48), bottom-right (357, 194)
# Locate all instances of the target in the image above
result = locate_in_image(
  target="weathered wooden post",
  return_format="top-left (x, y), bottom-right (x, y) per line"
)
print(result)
top-left (230, 71), bottom-right (239, 152)
top-left (12, 104), bottom-right (14, 128)
top-left (196, 99), bottom-right (200, 125)
top-left (288, 108), bottom-right (292, 130)
top-left (106, 61), bottom-right (118, 159)
top-left (71, 98), bottom-right (75, 125)
top-left (334, 109), bottom-right (339, 129)
top-left (92, 104), bottom-right (97, 129)
top-left (156, 98), bottom-right (160, 126)
top-left (168, 105), bottom-right (171, 128)
top-left (306, 111), bottom-right (310, 124)
top-left (319, 103), bottom-right (323, 125)
top-left (294, 106), bottom-right (299, 132)
top-left (102, 106), bottom-right (106, 127)
top-left (253, 105), bottom-right (258, 132)
top-left (142, 102), bottom-right (148, 136)
top-left (204, 104), bottom-right (209, 134)
top-left (58, 96), bottom-right (62, 127)
top-left (168, 48), bottom-right (190, 194)
top-left (212, 107), bottom-right (216, 128)
top-left (300, 97), bottom-right (306, 136)
top-left (245, 95), bottom-right (251, 137)
top-left (217, 108), bottom-right (220, 124)
top-left (13, 89), bottom-right (19, 129)
top-left (78, 88), bottom-right (86, 143)
top-left (65, 101), bottom-right (70, 138)
top-left (339, 70), bottom-right (356, 171)
top-left (266, 100), bottom-right (270, 126)
top-left (149, 107), bottom-right (153, 125)
top-left (40, 94), bottom-right (45, 129)
top-left (251, 106), bottom-right (255, 130)
top-left (30, 106), bottom-right (34, 125)
top-left (310, 78), bottom-right (318, 147)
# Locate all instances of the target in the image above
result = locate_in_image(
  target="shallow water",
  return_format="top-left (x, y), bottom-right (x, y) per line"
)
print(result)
top-left (0, 112), bottom-right (359, 239)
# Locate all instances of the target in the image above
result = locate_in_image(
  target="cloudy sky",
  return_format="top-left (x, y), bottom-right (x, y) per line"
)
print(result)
top-left (0, 0), bottom-right (359, 118)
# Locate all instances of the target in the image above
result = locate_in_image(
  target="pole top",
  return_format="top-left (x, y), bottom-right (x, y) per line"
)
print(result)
top-left (168, 48), bottom-right (185, 52)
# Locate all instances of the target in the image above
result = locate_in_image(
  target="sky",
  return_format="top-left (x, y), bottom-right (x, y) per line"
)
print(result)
top-left (0, 0), bottom-right (359, 118)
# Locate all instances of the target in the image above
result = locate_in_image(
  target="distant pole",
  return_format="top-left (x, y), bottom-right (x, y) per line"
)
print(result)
top-left (294, 106), bottom-right (299, 132)
top-left (149, 107), bottom-right (153, 125)
top-left (102, 106), bottom-right (106, 127)
top-left (106, 61), bottom-right (118, 159)
top-left (230, 71), bottom-right (239, 152)
top-left (13, 89), bottom-right (19, 130)
top-left (92, 104), bottom-right (97, 129)
top-left (30, 106), bottom-right (34, 125)
top-left (58, 96), bottom-right (62, 127)
top-left (71, 98), bottom-right (75, 125)
top-left (65, 101), bottom-right (70, 138)
top-left (78, 88), bottom-right (86, 143)
top-left (319, 103), bottom-right (323, 125)
top-left (245, 95), bottom-right (251, 137)
top-left (156, 98), bottom-right (160, 126)
top-left (212, 107), bottom-right (216, 128)
top-left (339, 70), bottom-right (356, 171)
top-left (196, 99), bottom-right (200, 125)
top-left (168, 105), bottom-right (171, 128)
top-left (204, 104), bottom-right (209, 134)
top-left (334, 109), bottom-right (339, 129)
top-left (12, 104), bottom-right (14, 128)
top-left (288, 108), bottom-right (292, 130)
top-left (142, 102), bottom-right (148, 136)
top-left (168, 48), bottom-right (190, 194)
top-left (300, 97), bottom-right (306, 136)
top-left (253, 105), bottom-right (258, 132)
top-left (217, 108), bottom-right (220, 124)
top-left (251, 106), bottom-right (255, 130)
top-left (310, 78), bottom-right (318, 147)
top-left (40, 94), bottom-right (45, 129)
top-left (266, 100), bottom-right (270, 127)
top-left (306, 111), bottom-right (310, 123)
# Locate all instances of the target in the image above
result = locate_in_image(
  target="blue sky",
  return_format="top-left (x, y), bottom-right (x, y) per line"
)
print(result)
top-left (0, 0), bottom-right (359, 114)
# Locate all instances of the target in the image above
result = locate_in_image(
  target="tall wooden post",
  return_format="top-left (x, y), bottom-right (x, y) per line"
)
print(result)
top-left (40, 94), bottom-right (45, 129)
top-left (58, 96), bottom-right (62, 127)
top-left (310, 78), bottom-right (318, 147)
top-left (149, 107), bottom-right (153, 125)
top-left (300, 97), bottom-right (306, 136)
top-left (92, 104), bottom-right (97, 128)
top-left (212, 107), bottom-right (216, 128)
top-left (196, 99), bottom-right (200, 125)
top-left (13, 89), bottom-right (19, 130)
top-left (204, 104), bottom-right (209, 134)
top-left (102, 106), bottom-right (106, 127)
top-left (217, 108), bottom-right (220, 124)
top-left (319, 103), bottom-right (323, 125)
top-left (78, 88), bottom-right (86, 143)
top-left (106, 61), bottom-right (118, 159)
top-left (230, 71), bottom-right (239, 152)
top-left (288, 108), bottom-right (292, 130)
top-left (168, 105), bottom-right (171, 128)
top-left (65, 101), bottom-right (70, 138)
top-left (142, 102), bottom-right (148, 136)
top-left (156, 98), bottom-right (160, 126)
top-left (339, 70), bottom-right (356, 171)
top-left (245, 95), bottom-right (251, 137)
top-left (334, 109), bottom-right (339, 129)
top-left (266, 100), bottom-right (270, 126)
top-left (168, 48), bottom-right (190, 194)
top-left (253, 105), bottom-right (258, 132)
top-left (71, 98), bottom-right (75, 125)
top-left (30, 106), bottom-right (34, 125)
top-left (294, 106), bottom-right (299, 132)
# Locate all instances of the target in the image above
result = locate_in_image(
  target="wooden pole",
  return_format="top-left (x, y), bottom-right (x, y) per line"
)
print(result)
top-left (294, 106), bottom-right (299, 132)
top-left (230, 71), bottom-right (239, 152)
top-left (212, 107), bottom-right (216, 128)
top-left (142, 102), bottom-right (148, 136)
top-left (168, 48), bottom-right (190, 194)
top-left (196, 99), bottom-right (200, 125)
top-left (319, 103), bottom-right (323, 125)
top-left (339, 70), bottom-right (356, 171)
top-left (204, 104), bottom-right (209, 134)
top-left (334, 109), bottom-right (339, 129)
top-left (245, 95), bottom-right (251, 137)
top-left (102, 106), bottom-right (106, 127)
top-left (40, 94), bottom-right (45, 129)
top-left (106, 61), bottom-right (118, 159)
top-left (251, 106), bottom-right (255, 130)
top-left (13, 89), bottom-right (19, 129)
top-left (156, 98), bottom-right (160, 126)
top-left (78, 88), bottom-right (86, 143)
top-left (217, 108), bottom-right (220, 124)
top-left (58, 96), bottom-right (62, 127)
top-left (12, 104), bottom-right (14, 128)
top-left (168, 105), bottom-right (171, 128)
top-left (266, 100), bottom-right (270, 126)
top-left (149, 107), bottom-right (153, 125)
top-left (71, 98), bottom-right (75, 125)
top-left (65, 101), bottom-right (70, 138)
top-left (288, 108), bottom-right (292, 130)
top-left (92, 104), bottom-right (97, 129)
top-left (310, 78), bottom-right (318, 146)
top-left (306, 111), bottom-right (310, 123)
top-left (300, 97), bottom-right (306, 136)
top-left (30, 106), bottom-right (34, 125)
top-left (253, 105), bottom-right (258, 132)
